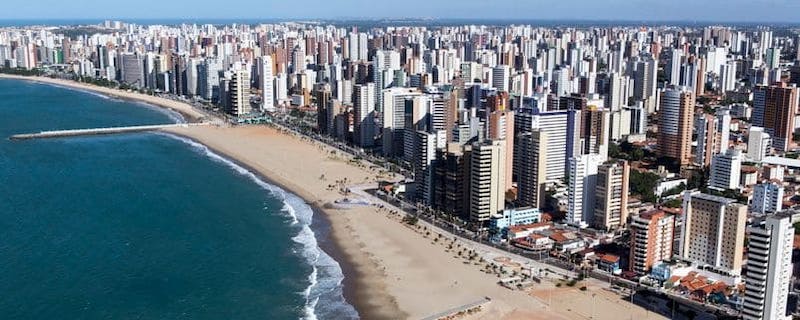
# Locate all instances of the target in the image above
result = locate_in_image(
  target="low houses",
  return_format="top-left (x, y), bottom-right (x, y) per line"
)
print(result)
top-left (597, 254), bottom-right (621, 274)
top-left (490, 207), bottom-right (542, 232)
top-left (511, 234), bottom-right (553, 252)
top-left (506, 222), bottom-right (551, 240)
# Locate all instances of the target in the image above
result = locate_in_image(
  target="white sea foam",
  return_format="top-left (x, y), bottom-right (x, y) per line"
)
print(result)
top-left (163, 133), bottom-right (359, 320)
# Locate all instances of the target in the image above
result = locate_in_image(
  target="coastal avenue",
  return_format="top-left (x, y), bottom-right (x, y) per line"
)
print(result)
top-left (9, 122), bottom-right (217, 140)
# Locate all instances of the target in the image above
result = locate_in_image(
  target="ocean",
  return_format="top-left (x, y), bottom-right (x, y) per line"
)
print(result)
top-left (0, 78), bottom-right (358, 319)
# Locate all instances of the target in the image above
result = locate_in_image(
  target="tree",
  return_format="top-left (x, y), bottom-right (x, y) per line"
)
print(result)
top-left (629, 170), bottom-right (660, 203)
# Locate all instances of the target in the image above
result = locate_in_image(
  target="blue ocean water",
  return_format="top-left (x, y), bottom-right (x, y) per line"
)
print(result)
top-left (0, 79), bottom-right (357, 319)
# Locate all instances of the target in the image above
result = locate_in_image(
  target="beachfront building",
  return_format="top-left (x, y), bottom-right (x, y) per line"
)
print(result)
top-left (354, 83), bottom-right (376, 148)
top-left (259, 55), bottom-right (275, 112)
top-left (515, 130), bottom-right (548, 209)
top-left (469, 140), bottom-right (507, 224)
top-left (629, 210), bottom-right (675, 274)
top-left (226, 68), bottom-right (251, 116)
top-left (433, 144), bottom-right (470, 220)
top-left (593, 159), bottom-right (630, 231)
top-left (490, 207), bottom-right (542, 234)
top-left (743, 213), bottom-right (795, 320)
top-left (679, 192), bottom-right (747, 275)
top-left (567, 154), bottom-right (604, 227)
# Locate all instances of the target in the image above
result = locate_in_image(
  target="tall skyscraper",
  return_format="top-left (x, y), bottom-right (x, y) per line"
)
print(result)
top-left (226, 69), bottom-right (251, 116)
top-left (515, 130), bottom-right (548, 209)
top-left (491, 65), bottom-right (510, 92)
top-left (567, 154), bottom-right (604, 227)
top-left (680, 192), bottom-right (747, 274)
top-left (629, 210), bottom-right (675, 274)
top-left (695, 114), bottom-right (719, 167)
top-left (354, 83), bottom-right (376, 148)
top-left (469, 140), bottom-right (506, 224)
top-left (414, 130), bottom-right (440, 205)
top-left (259, 56), bottom-right (275, 112)
top-left (752, 83), bottom-right (798, 152)
top-left (743, 213), bottom-right (794, 320)
top-left (658, 86), bottom-right (695, 165)
top-left (593, 160), bottom-right (630, 231)
top-left (488, 108), bottom-right (514, 193)
top-left (433, 145), bottom-right (471, 220)
top-left (667, 49), bottom-right (682, 85)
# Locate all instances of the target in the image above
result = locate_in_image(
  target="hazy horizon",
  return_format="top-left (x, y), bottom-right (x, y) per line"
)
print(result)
top-left (4, 0), bottom-right (800, 24)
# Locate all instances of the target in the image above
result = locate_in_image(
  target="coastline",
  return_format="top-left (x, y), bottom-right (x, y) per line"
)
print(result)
top-left (160, 125), bottom-right (560, 320)
top-left (162, 130), bottom-right (401, 320)
top-left (2, 74), bottom-right (666, 319)
top-left (0, 74), bottom-right (212, 123)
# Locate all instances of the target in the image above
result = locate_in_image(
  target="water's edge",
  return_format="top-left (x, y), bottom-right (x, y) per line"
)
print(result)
top-left (159, 132), bottom-right (360, 320)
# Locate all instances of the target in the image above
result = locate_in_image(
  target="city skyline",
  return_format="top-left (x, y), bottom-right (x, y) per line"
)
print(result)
top-left (3, 0), bottom-right (800, 24)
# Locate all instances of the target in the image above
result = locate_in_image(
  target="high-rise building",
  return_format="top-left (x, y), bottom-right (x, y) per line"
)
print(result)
top-left (680, 192), bottom-right (747, 274)
top-left (433, 144), bottom-right (471, 220)
top-left (515, 130), bottom-right (548, 209)
top-left (765, 47), bottom-right (781, 70)
top-left (709, 149), bottom-right (744, 191)
top-left (469, 140), bottom-right (507, 224)
top-left (667, 49), bottom-right (682, 85)
top-left (354, 83), bottom-right (376, 148)
top-left (743, 213), bottom-right (794, 320)
top-left (414, 130), bottom-right (440, 205)
top-left (381, 88), bottom-right (422, 157)
top-left (748, 127), bottom-right (772, 162)
top-left (695, 114), bottom-right (719, 167)
top-left (226, 69), bottom-right (251, 116)
top-left (492, 65), bottom-right (510, 92)
top-left (752, 83), bottom-right (798, 152)
top-left (567, 154), bottom-right (604, 227)
top-left (751, 182), bottom-right (784, 215)
top-left (629, 210), bottom-right (675, 274)
top-left (593, 160), bottom-right (630, 231)
top-left (259, 56), bottom-right (275, 112)
top-left (120, 53), bottom-right (144, 88)
top-left (658, 86), bottom-right (695, 165)
top-left (488, 108), bottom-right (514, 193)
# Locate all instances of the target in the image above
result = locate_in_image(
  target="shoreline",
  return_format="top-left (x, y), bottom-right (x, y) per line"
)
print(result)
top-left (0, 74), bottom-right (213, 123)
top-left (161, 130), bottom-right (402, 320)
top-left (4, 74), bottom-right (664, 319)
top-left (0, 74), bottom-right (394, 318)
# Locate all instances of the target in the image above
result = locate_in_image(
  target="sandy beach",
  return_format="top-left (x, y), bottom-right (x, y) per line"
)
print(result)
top-left (2, 73), bottom-right (665, 319)
top-left (164, 125), bottom-right (665, 320)
top-left (0, 74), bottom-right (212, 122)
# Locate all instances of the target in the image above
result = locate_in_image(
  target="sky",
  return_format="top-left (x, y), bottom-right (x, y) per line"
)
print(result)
top-left (3, 0), bottom-right (800, 23)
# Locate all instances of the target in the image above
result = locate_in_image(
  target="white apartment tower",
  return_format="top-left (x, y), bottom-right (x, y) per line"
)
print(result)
top-left (709, 149), bottom-right (744, 191)
top-left (260, 56), bottom-right (275, 112)
top-left (748, 127), bottom-right (771, 162)
top-left (567, 154), bottom-right (604, 227)
top-left (751, 182), bottom-right (784, 215)
top-left (743, 213), bottom-right (794, 320)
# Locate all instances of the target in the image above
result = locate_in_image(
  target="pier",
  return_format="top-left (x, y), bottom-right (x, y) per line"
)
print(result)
top-left (9, 122), bottom-right (213, 140)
